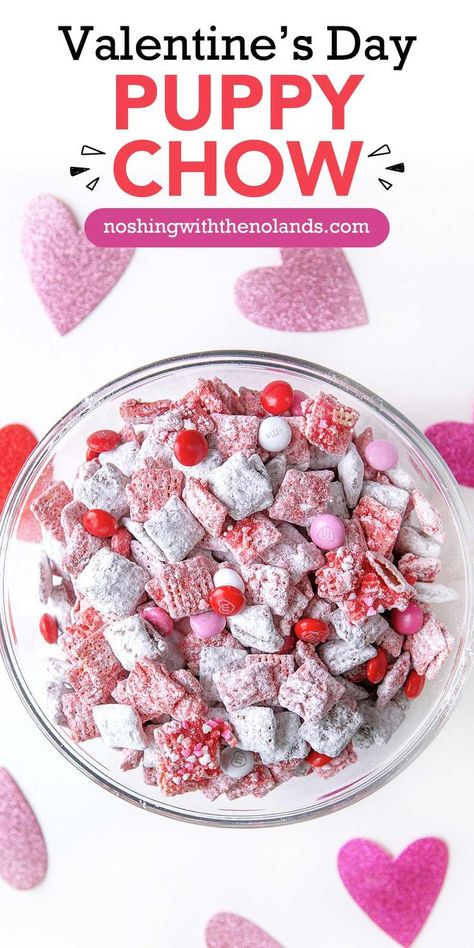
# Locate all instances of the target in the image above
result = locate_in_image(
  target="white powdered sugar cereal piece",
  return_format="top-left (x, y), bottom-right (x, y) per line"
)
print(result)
top-left (99, 442), bottom-right (140, 477)
top-left (208, 452), bottom-right (273, 521)
top-left (229, 706), bottom-right (276, 755)
top-left (38, 551), bottom-right (53, 604)
top-left (299, 702), bottom-right (363, 757)
top-left (337, 442), bottom-right (364, 509)
top-left (260, 711), bottom-right (309, 764)
top-left (103, 614), bottom-right (169, 670)
top-left (75, 548), bottom-right (146, 617)
top-left (93, 704), bottom-right (147, 750)
top-left (228, 604), bottom-right (283, 653)
top-left (74, 463), bottom-right (130, 520)
top-left (144, 495), bottom-right (204, 562)
top-left (361, 480), bottom-right (410, 515)
top-left (395, 526), bottom-right (442, 558)
top-left (318, 640), bottom-right (377, 675)
top-left (413, 582), bottom-right (458, 604)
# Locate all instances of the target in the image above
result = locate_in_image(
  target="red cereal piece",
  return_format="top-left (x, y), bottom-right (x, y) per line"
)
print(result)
top-left (241, 563), bottom-right (291, 615)
top-left (119, 398), bottom-right (173, 424)
top-left (120, 749), bottom-right (144, 771)
top-left (313, 741), bottom-right (357, 779)
top-left (316, 547), bottom-right (365, 603)
top-left (61, 693), bottom-right (99, 742)
top-left (202, 772), bottom-right (237, 800)
top-left (182, 377), bottom-right (240, 415)
top-left (278, 658), bottom-right (345, 720)
top-left (269, 759), bottom-right (309, 784)
top-left (146, 555), bottom-right (215, 620)
top-left (124, 659), bottom-right (207, 720)
top-left (238, 387), bottom-right (267, 418)
top-left (30, 480), bottom-right (73, 542)
top-left (245, 653), bottom-right (295, 690)
top-left (404, 610), bottom-right (452, 677)
top-left (343, 517), bottom-right (367, 552)
top-left (211, 414), bottom-right (260, 459)
top-left (226, 764), bottom-right (275, 799)
top-left (126, 460), bottom-right (184, 522)
top-left (397, 554), bottom-right (441, 584)
top-left (74, 630), bottom-right (126, 693)
top-left (213, 662), bottom-right (278, 711)
top-left (183, 478), bottom-right (227, 538)
top-left (376, 652), bottom-right (411, 705)
top-left (63, 524), bottom-right (105, 577)
top-left (269, 469), bottom-right (333, 527)
top-left (60, 500), bottom-right (88, 541)
top-left (224, 513), bottom-right (280, 565)
top-left (111, 525), bottom-right (132, 558)
top-left (354, 427), bottom-right (377, 480)
top-left (302, 392), bottom-right (359, 454)
top-left (354, 496), bottom-right (402, 557)
top-left (283, 418), bottom-right (311, 469)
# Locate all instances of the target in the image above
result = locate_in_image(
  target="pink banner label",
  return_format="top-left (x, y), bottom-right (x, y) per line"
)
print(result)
top-left (85, 208), bottom-right (389, 248)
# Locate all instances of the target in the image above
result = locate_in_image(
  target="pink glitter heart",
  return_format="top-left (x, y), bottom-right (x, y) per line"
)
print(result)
top-left (22, 195), bottom-right (134, 335)
top-left (0, 768), bottom-right (48, 890)
top-left (425, 417), bottom-right (474, 488)
top-left (338, 837), bottom-right (448, 947)
top-left (235, 247), bottom-right (367, 332)
top-left (205, 912), bottom-right (282, 948)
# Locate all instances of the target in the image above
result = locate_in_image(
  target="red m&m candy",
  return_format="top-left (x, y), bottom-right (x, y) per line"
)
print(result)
top-left (260, 380), bottom-right (294, 415)
top-left (293, 618), bottom-right (329, 645)
top-left (86, 429), bottom-right (121, 453)
top-left (209, 585), bottom-right (245, 616)
top-left (306, 750), bottom-right (332, 768)
top-left (39, 613), bottom-right (58, 644)
top-left (173, 429), bottom-right (209, 466)
top-left (366, 647), bottom-right (388, 684)
top-left (404, 670), bottom-right (425, 699)
top-left (82, 509), bottom-right (118, 538)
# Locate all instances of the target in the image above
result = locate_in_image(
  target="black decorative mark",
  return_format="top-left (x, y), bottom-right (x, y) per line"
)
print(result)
top-left (378, 178), bottom-right (393, 190)
top-left (386, 162), bottom-right (405, 173)
top-left (86, 177), bottom-right (100, 191)
top-left (368, 144), bottom-right (391, 157)
top-left (70, 166), bottom-right (90, 177)
top-left (81, 145), bottom-right (106, 156)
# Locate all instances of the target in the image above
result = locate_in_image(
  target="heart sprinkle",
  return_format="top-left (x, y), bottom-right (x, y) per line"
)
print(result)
top-left (338, 837), bottom-right (448, 947)
top-left (235, 247), bottom-right (368, 332)
top-left (0, 424), bottom-right (38, 512)
top-left (425, 420), bottom-right (474, 488)
top-left (205, 912), bottom-right (282, 948)
top-left (0, 768), bottom-right (48, 890)
top-left (21, 195), bottom-right (134, 335)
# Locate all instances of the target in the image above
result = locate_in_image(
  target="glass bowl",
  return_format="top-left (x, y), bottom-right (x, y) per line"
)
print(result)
top-left (0, 351), bottom-right (472, 827)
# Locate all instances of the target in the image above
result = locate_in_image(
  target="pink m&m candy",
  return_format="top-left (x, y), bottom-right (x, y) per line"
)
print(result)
top-left (142, 605), bottom-right (173, 637)
top-left (189, 611), bottom-right (226, 640)
top-left (310, 514), bottom-right (346, 551)
top-left (389, 602), bottom-right (424, 636)
top-left (364, 439), bottom-right (399, 472)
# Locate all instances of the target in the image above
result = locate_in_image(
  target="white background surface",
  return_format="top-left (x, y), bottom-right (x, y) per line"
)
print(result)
top-left (1, 1), bottom-right (473, 945)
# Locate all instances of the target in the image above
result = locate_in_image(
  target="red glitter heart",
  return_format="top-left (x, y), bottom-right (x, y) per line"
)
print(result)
top-left (22, 195), bottom-right (134, 335)
top-left (205, 913), bottom-right (282, 948)
top-left (0, 768), bottom-right (48, 890)
top-left (338, 837), bottom-right (448, 947)
top-left (0, 424), bottom-right (38, 514)
top-left (425, 418), bottom-right (474, 488)
top-left (235, 247), bottom-right (368, 332)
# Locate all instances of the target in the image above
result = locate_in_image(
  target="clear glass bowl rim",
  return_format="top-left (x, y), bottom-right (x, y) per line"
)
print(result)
top-left (0, 349), bottom-right (472, 828)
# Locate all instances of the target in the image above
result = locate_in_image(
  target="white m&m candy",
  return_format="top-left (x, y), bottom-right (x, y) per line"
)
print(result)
top-left (213, 567), bottom-right (245, 593)
top-left (258, 416), bottom-right (292, 452)
top-left (220, 746), bottom-right (255, 779)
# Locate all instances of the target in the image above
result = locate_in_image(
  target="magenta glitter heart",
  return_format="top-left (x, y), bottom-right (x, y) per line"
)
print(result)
top-left (205, 912), bottom-right (282, 948)
top-left (0, 768), bottom-right (48, 890)
top-left (338, 837), bottom-right (448, 947)
top-left (235, 247), bottom-right (368, 332)
top-left (425, 418), bottom-right (474, 488)
top-left (21, 195), bottom-right (134, 335)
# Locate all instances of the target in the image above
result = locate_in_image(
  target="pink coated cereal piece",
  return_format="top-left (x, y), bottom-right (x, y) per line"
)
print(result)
top-left (225, 764), bottom-right (276, 800)
top-left (211, 414), bottom-right (260, 459)
top-left (126, 460), bottom-right (184, 522)
top-left (143, 767), bottom-right (158, 786)
top-left (224, 513), bottom-right (280, 565)
top-left (424, 628), bottom-right (454, 680)
top-left (269, 469), bottom-right (333, 527)
top-left (354, 496), bottom-right (402, 557)
top-left (155, 717), bottom-right (228, 794)
top-left (343, 516), bottom-right (367, 552)
top-left (278, 658), bottom-right (345, 721)
top-left (303, 595), bottom-right (335, 624)
top-left (183, 377), bottom-right (240, 415)
top-left (37, 551), bottom-right (53, 604)
top-left (377, 625), bottom-right (404, 658)
top-left (61, 693), bottom-right (99, 742)
top-left (31, 480), bottom-right (72, 543)
top-left (74, 629), bottom-right (126, 693)
top-left (62, 524), bottom-right (105, 577)
top-left (242, 563), bottom-right (290, 615)
top-left (376, 653), bottom-right (411, 706)
top-left (263, 522), bottom-right (324, 582)
top-left (313, 741), bottom-right (357, 779)
top-left (119, 398), bottom-right (173, 424)
top-left (146, 555), bottom-right (214, 620)
top-left (404, 611), bottom-right (452, 677)
top-left (181, 630), bottom-right (243, 676)
top-left (302, 392), bottom-right (359, 454)
top-left (246, 653), bottom-right (295, 690)
top-left (120, 748), bottom-right (143, 771)
top-left (316, 547), bottom-right (365, 603)
top-left (60, 500), bottom-right (88, 541)
top-left (124, 659), bottom-right (207, 720)
top-left (397, 554), bottom-right (441, 584)
top-left (183, 478), bottom-right (227, 538)
top-left (283, 418), bottom-right (311, 469)
top-left (285, 583), bottom-right (311, 624)
top-left (110, 526), bottom-right (132, 558)
top-left (297, 574), bottom-right (314, 600)
top-left (214, 662), bottom-right (278, 711)
top-left (354, 427), bottom-right (377, 480)
top-left (201, 772), bottom-right (236, 800)
top-left (238, 386), bottom-right (267, 417)
top-left (411, 489), bottom-right (445, 539)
